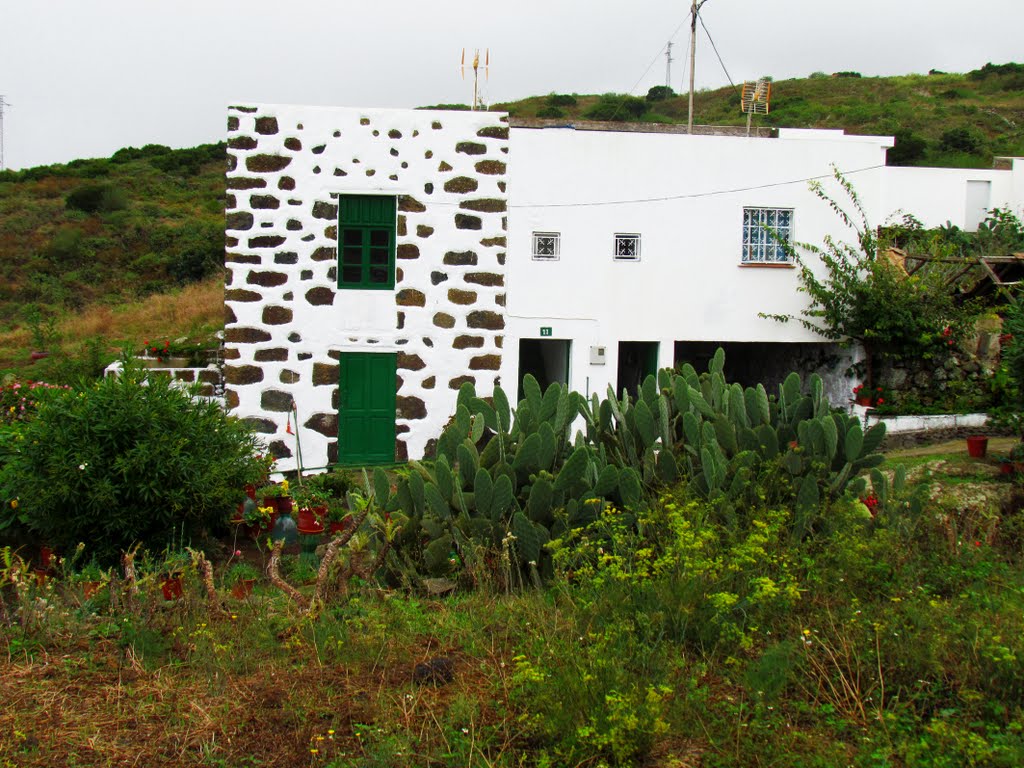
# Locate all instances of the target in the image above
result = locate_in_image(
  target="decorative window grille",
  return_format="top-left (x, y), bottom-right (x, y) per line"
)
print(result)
top-left (532, 232), bottom-right (560, 260)
top-left (742, 208), bottom-right (793, 263)
top-left (613, 233), bottom-right (641, 261)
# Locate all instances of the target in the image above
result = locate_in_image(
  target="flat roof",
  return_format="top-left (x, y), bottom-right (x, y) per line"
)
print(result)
top-left (509, 117), bottom-right (777, 138)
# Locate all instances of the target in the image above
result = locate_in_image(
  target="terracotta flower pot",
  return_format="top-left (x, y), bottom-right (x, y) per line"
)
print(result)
top-left (161, 575), bottom-right (184, 601)
top-left (329, 516), bottom-right (353, 535)
top-left (296, 506), bottom-right (326, 535)
top-left (82, 581), bottom-right (104, 599)
top-left (230, 579), bottom-right (256, 599)
top-left (855, 394), bottom-right (873, 407)
top-left (966, 435), bottom-right (988, 458)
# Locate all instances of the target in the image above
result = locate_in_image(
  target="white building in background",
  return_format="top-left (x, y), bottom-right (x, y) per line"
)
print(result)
top-left (222, 105), bottom-right (1024, 471)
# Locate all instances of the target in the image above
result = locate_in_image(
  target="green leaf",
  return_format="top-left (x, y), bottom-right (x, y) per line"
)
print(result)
top-left (845, 423), bottom-right (864, 462)
top-left (474, 468), bottom-right (494, 517)
top-left (555, 446), bottom-right (590, 493)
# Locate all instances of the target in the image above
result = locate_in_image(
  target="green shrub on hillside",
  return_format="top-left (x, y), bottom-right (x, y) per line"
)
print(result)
top-left (584, 94), bottom-right (648, 121)
top-left (0, 361), bottom-right (264, 562)
top-left (65, 183), bottom-right (128, 214)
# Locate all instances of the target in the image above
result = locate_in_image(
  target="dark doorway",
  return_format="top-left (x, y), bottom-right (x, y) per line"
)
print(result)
top-left (673, 341), bottom-right (841, 392)
top-left (617, 341), bottom-right (659, 399)
top-left (518, 339), bottom-right (571, 401)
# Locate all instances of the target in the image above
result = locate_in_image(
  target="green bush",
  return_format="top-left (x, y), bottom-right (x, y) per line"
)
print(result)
top-left (536, 106), bottom-right (565, 119)
top-left (645, 85), bottom-right (674, 102)
top-left (584, 94), bottom-right (648, 122)
top-left (546, 93), bottom-right (577, 107)
top-left (0, 362), bottom-right (264, 562)
top-left (65, 183), bottom-right (128, 214)
top-left (940, 126), bottom-right (985, 154)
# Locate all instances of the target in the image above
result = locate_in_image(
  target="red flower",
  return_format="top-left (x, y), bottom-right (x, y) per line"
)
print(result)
top-left (877, 398), bottom-right (884, 405)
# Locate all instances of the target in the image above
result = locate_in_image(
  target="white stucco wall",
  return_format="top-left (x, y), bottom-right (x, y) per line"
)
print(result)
top-left (880, 165), bottom-right (1021, 230)
top-left (501, 125), bottom-right (893, 399)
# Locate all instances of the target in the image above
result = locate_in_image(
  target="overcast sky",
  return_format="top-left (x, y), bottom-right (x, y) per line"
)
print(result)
top-left (1, 0), bottom-right (1020, 170)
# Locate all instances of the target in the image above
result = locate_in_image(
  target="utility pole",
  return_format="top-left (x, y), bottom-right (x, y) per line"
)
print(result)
top-left (665, 41), bottom-right (674, 88)
top-left (687, 0), bottom-right (710, 133)
top-left (0, 95), bottom-right (9, 171)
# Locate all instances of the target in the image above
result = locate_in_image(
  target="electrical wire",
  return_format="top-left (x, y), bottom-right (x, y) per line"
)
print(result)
top-left (603, 15), bottom-right (692, 122)
top-left (699, 14), bottom-right (738, 91)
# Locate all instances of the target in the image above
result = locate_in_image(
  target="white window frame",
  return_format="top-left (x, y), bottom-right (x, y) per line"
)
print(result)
top-left (532, 231), bottom-right (561, 261)
top-left (613, 233), bottom-right (641, 262)
top-left (742, 207), bottom-right (794, 264)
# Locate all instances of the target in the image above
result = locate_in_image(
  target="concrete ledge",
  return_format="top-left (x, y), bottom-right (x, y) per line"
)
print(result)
top-left (855, 408), bottom-right (989, 434)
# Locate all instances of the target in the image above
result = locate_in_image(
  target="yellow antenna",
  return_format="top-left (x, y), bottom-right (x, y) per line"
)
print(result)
top-left (460, 48), bottom-right (490, 110)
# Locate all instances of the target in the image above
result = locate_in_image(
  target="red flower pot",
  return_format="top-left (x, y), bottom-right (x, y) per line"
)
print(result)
top-left (161, 575), bottom-right (184, 601)
top-left (82, 581), bottom-right (104, 599)
top-left (329, 516), bottom-right (353, 535)
top-left (40, 545), bottom-right (55, 569)
top-left (854, 394), bottom-right (873, 407)
top-left (966, 435), bottom-right (988, 459)
top-left (296, 507), bottom-right (326, 535)
top-left (230, 579), bottom-right (256, 599)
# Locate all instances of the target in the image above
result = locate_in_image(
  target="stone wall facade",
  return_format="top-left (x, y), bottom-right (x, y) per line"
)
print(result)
top-left (224, 105), bottom-right (509, 469)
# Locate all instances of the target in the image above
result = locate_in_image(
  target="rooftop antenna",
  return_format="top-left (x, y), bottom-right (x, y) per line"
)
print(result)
top-left (665, 41), bottom-right (674, 88)
top-left (461, 48), bottom-right (490, 110)
top-left (740, 77), bottom-right (771, 136)
top-left (0, 95), bottom-right (10, 171)
top-left (687, 0), bottom-right (712, 133)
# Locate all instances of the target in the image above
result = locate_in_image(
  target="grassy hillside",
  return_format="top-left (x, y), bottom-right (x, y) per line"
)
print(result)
top-left (493, 62), bottom-right (1024, 169)
top-left (0, 144), bottom-right (227, 378)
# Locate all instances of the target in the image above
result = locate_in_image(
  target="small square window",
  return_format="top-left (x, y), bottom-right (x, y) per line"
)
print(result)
top-left (614, 233), bottom-right (641, 261)
top-left (742, 208), bottom-right (793, 263)
top-left (532, 232), bottom-right (560, 260)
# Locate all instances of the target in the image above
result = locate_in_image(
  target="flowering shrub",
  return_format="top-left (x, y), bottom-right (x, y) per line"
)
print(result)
top-left (0, 361), bottom-right (266, 563)
top-left (142, 339), bottom-right (171, 361)
top-left (0, 379), bottom-right (69, 425)
top-left (852, 384), bottom-right (885, 407)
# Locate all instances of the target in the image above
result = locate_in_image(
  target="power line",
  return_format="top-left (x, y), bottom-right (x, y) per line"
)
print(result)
top-left (508, 164), bottom-right (885, 209)
top-left (699, 14), bottom-right (737, 91)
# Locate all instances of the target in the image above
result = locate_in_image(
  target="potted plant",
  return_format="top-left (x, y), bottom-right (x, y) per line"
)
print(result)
top-left (259, 481), bottom-right (292, 516)
top-left (225, 561), bottom-right (260, 599)
top-left (1011, 442), bottom-right (1024, 475)
top-left (852, 384), bottom-right (885, 408)
top-left (160, 551), bottom-right (191, 601)
top-left (243, 502), bottom-right (276, 535)
top-left (325, 497), bottom-right (352, 534)
top-left (76, 560), bottom-right (108, 599)
top-left (292, 484), bottom-right (329, 534)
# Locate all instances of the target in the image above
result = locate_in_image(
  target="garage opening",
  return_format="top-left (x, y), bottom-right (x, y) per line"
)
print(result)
top-left (616, 341), bottom-right (659, 399)
top-left (518, 339), bottom-right (571, 401)
top-left (673, 340), bottom-right (846, 397)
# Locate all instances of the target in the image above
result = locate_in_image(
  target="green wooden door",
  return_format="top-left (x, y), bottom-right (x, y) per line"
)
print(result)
top-left (338, 352), bottom-right (397, 465)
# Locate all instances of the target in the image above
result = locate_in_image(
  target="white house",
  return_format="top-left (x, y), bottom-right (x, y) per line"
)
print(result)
top-left (222, 104), bottom-right (1024, 471)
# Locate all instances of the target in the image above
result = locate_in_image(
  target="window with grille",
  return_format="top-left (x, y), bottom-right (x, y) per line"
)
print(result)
top-left (742, 208), bottom-right (793, 263)
top-left (532, 232), bottom-right (560, 260)
top-left (613, 233), bottom-right (641, 261)
top-left (338, 195), bottom-right (396, 289)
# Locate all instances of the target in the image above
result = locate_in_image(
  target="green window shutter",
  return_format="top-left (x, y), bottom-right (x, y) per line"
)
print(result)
top-left (338, 195), bottom-right (396, 290)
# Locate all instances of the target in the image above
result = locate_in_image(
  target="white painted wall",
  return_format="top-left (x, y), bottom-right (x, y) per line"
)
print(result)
top-left (880, 165), bottom-right (1020, 230)
top-left (502, 125), bottom-right (893, 398)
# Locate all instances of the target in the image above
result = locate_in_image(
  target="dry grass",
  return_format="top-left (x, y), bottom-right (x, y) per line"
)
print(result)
top-left (0, 278), bottom-right (224, 371)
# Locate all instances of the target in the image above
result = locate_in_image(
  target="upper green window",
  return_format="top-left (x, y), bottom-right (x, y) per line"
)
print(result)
top-left (338, 195), bottom-right (396, 290)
